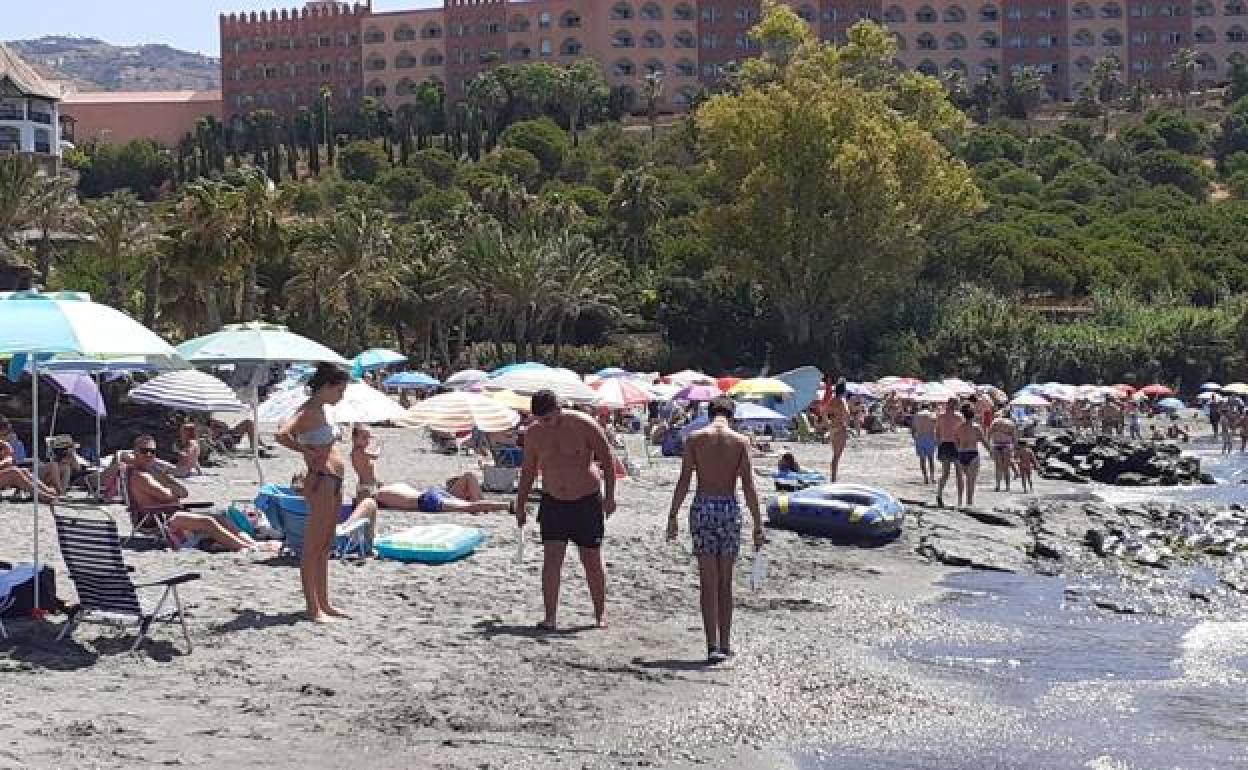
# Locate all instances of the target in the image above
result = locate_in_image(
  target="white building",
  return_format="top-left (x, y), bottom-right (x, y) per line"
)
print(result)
top-left (0, 43), bottom-right (62, 169)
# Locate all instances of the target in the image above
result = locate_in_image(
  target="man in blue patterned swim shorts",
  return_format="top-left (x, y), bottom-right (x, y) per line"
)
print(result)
top-left (666, 396), bottom-right (764, 664)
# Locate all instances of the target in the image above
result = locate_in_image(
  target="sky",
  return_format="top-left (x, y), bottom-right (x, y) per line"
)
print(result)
top-left (5, 0), bottom-right (441, 56)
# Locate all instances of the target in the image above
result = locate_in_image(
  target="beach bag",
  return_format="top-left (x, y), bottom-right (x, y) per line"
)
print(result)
top-left (0, 563), bottom-right (60, 615)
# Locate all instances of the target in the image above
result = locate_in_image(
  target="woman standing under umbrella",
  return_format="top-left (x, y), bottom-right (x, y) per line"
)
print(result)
top-left (275, 363), bottom-right (350, 623)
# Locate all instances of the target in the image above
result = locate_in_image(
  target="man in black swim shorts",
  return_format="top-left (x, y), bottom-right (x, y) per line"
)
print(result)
top-left (516, 390), bottom-right (617, 630)
top-left (935, 397), bottom-right (965, 508)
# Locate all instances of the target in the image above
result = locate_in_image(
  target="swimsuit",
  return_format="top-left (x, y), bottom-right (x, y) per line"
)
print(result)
top-left (688, 496), bottom-right (742, 557)
top-left (417, 487), bottom-right (452, 513)
top-left (914, 435), bottom-right (937, 458)
top-left (538, 492), bottom-right (605, 549)
top-left (297, 419), bottom-right (343, 496)
top-left (958, 450), bottom-right (979, 466)
top-left (937, 441), bottom-right (958, 463)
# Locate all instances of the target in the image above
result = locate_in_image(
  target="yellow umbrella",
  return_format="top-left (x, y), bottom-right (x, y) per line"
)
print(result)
top-left (728, 377), bottom-right (796, 397)
top-left (490, 388), bottom-right (533, 412)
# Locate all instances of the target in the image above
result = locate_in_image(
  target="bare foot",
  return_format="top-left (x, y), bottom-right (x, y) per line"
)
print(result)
top-left (595, 615), bottom-right (608, 629)
top-left (324, 606), bottom-right (351, 619)
top-left (306, 611), bottom-right (336, 624)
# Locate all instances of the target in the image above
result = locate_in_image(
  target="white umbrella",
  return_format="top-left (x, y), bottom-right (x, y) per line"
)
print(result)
top-left (667, 369), bottom-right (716, 386)
top-left (591, 378), bottom-right (651, 409)
top-left (257, 382), bottom-right (405, 426)
top-left (647, 383), bottom-right (681, 401)
top-left (397, 392), bottom-right (520, 433)
top-left (128, 370), bottom-right (247, 413)
top-left (1010, 392), bottom-right (1051, 407)
top-left (445, 369), bottom-right (489, 390)
top-left (488, 368), bottom-right (599, 405)
top-left (0, 290), bottom-right (184, 612)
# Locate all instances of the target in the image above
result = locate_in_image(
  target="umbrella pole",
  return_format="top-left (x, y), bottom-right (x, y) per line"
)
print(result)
top-left (252, 399), bottom-right (263, 485)
top-left (30, 355), bottom-right (41, 613)
top-left (94, 373), bottom-right (102, 501)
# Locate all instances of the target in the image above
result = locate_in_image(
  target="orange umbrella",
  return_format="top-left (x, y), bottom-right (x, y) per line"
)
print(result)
top-left (717, 377), bottom-right (741, 392)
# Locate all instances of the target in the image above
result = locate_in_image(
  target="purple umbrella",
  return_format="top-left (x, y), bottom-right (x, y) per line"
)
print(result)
top-left (674, 384), bottom-right (722, 402)
top-left (46, 372), bottom-right (106, 417)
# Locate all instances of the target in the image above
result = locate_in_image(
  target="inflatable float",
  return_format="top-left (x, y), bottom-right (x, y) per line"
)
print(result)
top-left (767, 483), bottom-right (905, 540)
top-left (375, 524), bottom-right (486, 564)
top-left (773, 470), bottom-right (828, 491)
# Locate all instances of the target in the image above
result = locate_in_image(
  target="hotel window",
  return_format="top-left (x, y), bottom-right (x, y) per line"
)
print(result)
top-left (674, 31), bottom-right (696, 48)
top-left (1228, 1), bottom-right (1247, 14)
top-left (1037, 34), bottom-right (1058, 47)
top-left (1194, 0), bottom-right (1214, 13)
top-left (613, 30), bottom-right (635, 47)
top-left (979, 3), bottom-right (1000, 21)
top-left (1132, 30), bottom-right (1149, 43)
top-left (701, 7), bottom-right (721, 23)
top-left (364, 27), bottom-right (385, 44)
top-left (735, 7), bottom-right (756, 23)
top-left (396, 52), bottom-right (418, 69)
top-left (884, 5), bottom-right (906, 22)
top-left (1129, 4), bottom-right (1150, 16)
top-left (674, 3), bottom-right (695, 22)
top-left (1073, 29), bottom-right (1094, 46)
top-left (702, 33), bottom-right (721, 48)
top-left (1198, 54), bottom-right (1216, 70)
top-left (612, 3), bottom-right (634, 21)
top-left (646, 59), bottom-right (665, 74)
top-left (642, 2), bottom-right (662, 20)
top-left (917, 33), bottom-right (938, 49)
top-left (614, 59), bottom-right (635, 76)
top-left (423, 24), bottom-right (442, 39)
top-left (541, 39), bottom-right (553, 56)
top-left (422, 50), bottom-right (444, 66)
top-left (395, 25), bottom-right (416, 42)
top-left (318, 34), bottom-right (332, 47)
top-left (561, 11), bottom-right (581, 28)
top-left (1195, 25), bottom-right (1215, 41)
top-left (823, 8), bottom-right (839, 22)
top-left (561, 38), bottom-right (583, 55)
top-left (1102, 29), bottom-right (1124, 44)
top-left (945, 32), bottom-right (967, 49)
top-left (509, 15), bottom-right (529, 32)
top-left (916, 5), bottom-right (937, 22)
top-left (1160, 4), bottom-right (1182, 14)
top-left (1071, 1), bottom-right (1093, 17)
top-left (944, 5), bottom-right (967, 22)
top-left (1035, 7), bottom-right (1058, 19)
top-left (676, 58), bottom-right (696, 76)
top-left (1006, 6), bottom-right (1024, 20)
top-left (1229, 25), bottom-right (1247, 41)
top-left (1007, 34), bottom-right (1027, 47)
top-left (796, 4), bottom-right (816, 22)
top-left (510, 43), bottom-right (532, 60)
top-left (642, 30), bottom-right (664, 48)
top-left (1102, 2), bottom-right (1123, 17)
top-left (979, 31), bottom-right (1000, 48)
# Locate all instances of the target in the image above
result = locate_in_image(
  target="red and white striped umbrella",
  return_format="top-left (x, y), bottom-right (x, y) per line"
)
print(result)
top-left (397, 392), bottom-right (520, 433)
top-left (591, 378), bottom-right (651, 409)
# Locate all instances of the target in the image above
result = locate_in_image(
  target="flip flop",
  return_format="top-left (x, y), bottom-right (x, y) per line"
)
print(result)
top-left (535, 620), bottom-right (557, 632)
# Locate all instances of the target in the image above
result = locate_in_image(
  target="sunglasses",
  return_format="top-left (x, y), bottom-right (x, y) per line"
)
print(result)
top-left (137, 447), bottom-right (158, 455)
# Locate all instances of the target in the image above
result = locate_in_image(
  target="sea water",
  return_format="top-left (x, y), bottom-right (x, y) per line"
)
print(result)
top-left (804, 446), bottom-right (1248, 770)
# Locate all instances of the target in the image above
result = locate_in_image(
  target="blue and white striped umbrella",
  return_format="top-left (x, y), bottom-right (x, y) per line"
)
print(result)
top-left (128, 370), bottom-right (248, 413)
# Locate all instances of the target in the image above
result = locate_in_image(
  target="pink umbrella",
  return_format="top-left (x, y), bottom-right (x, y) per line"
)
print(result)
top-left (674, 383), bottom-right (721, 402)
top-left (591, 378), bottom-right (651, 409)
top-left (1139, 384), bottom-right (1174, 397)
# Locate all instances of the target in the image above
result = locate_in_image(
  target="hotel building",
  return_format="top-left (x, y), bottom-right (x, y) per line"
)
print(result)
top-left (0, 43), bottom-right (64, 170)
top-left (220, 0), bottom-right (1248, 122)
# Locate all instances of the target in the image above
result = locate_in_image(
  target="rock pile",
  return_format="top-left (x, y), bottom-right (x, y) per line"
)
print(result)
top-left (1032, 433), bottom-right (1212, 486)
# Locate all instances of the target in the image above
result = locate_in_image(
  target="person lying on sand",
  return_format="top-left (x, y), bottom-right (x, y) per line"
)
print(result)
top-left (350, 425), bottom-right (511, 514)
top-left (128, 434), bottom-right (272, 552)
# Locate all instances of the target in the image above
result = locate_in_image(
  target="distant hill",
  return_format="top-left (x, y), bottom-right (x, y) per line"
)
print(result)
top-left (7, 36), bottom-right (220, 92)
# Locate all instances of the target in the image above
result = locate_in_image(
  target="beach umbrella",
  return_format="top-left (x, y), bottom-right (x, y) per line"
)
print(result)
top-left (489, 389), bottom-right (532, 412)
top-left (128, 370), bottom-right (247, 413)
top-left (673, 383), bottom-right (721, 402)
top-left (914, 383), bottom-right (956, 403)
top-left (488, 368), bottom-right (599, 405)
top-left (596, 367), bottom-right (631, 378)
top-left (397, 391), bottom-right (521, 433)
top-left (1196, 392), bottom-right (1221, 402)
top-left (1157, 397), bottom-right (1185, 411)
top-left (728, 378), bottom-right (795, 397)
top-left (1112, 384), bottom-right (1136, 395)
top-left (351, 348), bottom-right (407, 377)
top-left (667, 369), bottom-right (715, 386)
top-left (845, 382), bottom-right (875, 398)
top-left (591, 377), bottom-right (651, 409)
top-left (383, 371), bottom-right (441, 390)
top-left (717, 376), bottom-right (742, 392)
top-left (0, 290), bottom-right (185, 612)
top-left (1010, 392), bottom-right (1051, 407)
top-left (1199, 382), bottom-right (1223, 392)
top-left (489, 361), bottom-right (548, 379)
top-left (256, 382), bottom-right (405, 425)
top-left (647, 383), bottom-right (681, 401)
top-left (177, 321), bottom-right (348, 481)
top-left (1139, 384), bottom-right (1174, 397)
top-left (445, 369), bottom-right (489, 389)
top-left (45, 372), bottom-right (106, 418)
top-left (733, 402), bottom-right (788, 422)
top-left (941, 378), bottom-right (977, 397)
top-left (1222, 382), bottom-right (1248, 396)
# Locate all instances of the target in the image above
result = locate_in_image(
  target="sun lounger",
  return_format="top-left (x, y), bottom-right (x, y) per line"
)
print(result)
top-left (254, 484), bottom-right (371, 560)
top-left (53, 509), bottom-right (201, 653)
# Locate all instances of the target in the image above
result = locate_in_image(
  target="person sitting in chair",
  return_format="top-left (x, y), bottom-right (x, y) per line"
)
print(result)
top-left (350, 425), bottom-right (512, 513)
top-left (38, 436), bottom-right (88, 497)
top-left (0, 417), bottom-right (58, 504)
top-left (127, 434), bottom-right (267, 552)
top-left (174, 422), bottom-right (202, 478)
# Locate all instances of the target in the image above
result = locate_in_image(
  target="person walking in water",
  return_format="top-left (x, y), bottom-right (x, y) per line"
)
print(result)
top-left (935, 397), bottom-right (965, 508)
top-left (275, 363), bottom-right (350, 623)
top-left (911, 405), bottom-right (937, 484)
top-left (667, 396), bottom-right (764, 664)
top-left (515, 390), bottom-right (617, 631)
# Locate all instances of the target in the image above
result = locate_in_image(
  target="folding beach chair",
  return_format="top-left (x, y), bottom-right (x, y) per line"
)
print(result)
top-left (120, 465), bottom-right (214, 548)
top-left (53, 509), bottom-right (201, 653)
top-left (255, 485), bottom-right (372, 561)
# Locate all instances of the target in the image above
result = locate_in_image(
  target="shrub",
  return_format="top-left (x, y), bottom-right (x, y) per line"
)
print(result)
top-left (337, 140), bottom-right (390, 183)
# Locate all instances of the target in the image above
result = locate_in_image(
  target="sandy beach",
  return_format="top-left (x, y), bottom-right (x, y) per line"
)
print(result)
top-left (0, 423), bottom-right (1226, 769)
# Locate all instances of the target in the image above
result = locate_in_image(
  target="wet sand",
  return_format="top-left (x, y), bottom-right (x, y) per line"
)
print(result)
top-left (0, 424), bottom-right (1220, 769)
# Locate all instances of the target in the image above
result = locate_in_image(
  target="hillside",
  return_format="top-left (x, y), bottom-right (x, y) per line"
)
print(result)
top-left (7, 36), bottom-right (220, 92)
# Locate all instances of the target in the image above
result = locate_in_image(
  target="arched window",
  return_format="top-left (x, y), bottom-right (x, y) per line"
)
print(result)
top-left (980, 30), bottom-right (1000, 48)
top-left (509, 15), bottom-right (529, 32)
top-left (366, 55), bottom-right (386, 71)
top-left (1229, 25), bottom-right (1248, 42)
top-left (917, 32), bottom-right (938, 49)
top-left (611, 2), bottom-right (633, 20)
top-left (561, 10), bottom-right (582, 27)
top-left (1101, 2), bottom-right (1122, 18)
top-left (422, 22), bottom-right (442, 39)
top-left (510, 43), bottom-right (532, 60)
top-left (1228, 1), bottom-right (1247, 15)
top-left (947, 58), bottom-right (967, 72)
top-left (394, 24), bottom-right (416, 42)
top-left (979, 3), bottom-right (1000, 20)
top-left (943, 5), bottom-right (966, 22)
top-left (613, 59), bottom-right (636, 77)
top-left (916, 5), bottom-right (937, 22)
top-left (1074, 55), bottom-right (1093, 72)
top-left (367, 80), bottom-right (386, 98)
top-left (917, 59), bottom-right (939, 75)
top-left (979, 58), bottom-right (999, 75)
top-left (422, 49), bottom-right (444, 66)
top-left (645, 58), bottom-right (665, 75)
top-left (641, 2), bottom-right (662, 20)
top-left (642, 30), bottom-right (664, 48)
top-left (674, 30), bottom-right (695, 48)
top-left (561, 38), bottom-right (583, 56)
top-left (675, 58), bottom-right (696, 76)
top-left (945, 32), bottom-right (967, 49)
top-left (883, 5), bottom-right (906, 21)
top-left (1194, 25), bottom-right (1215, 42)
top-left (1071, 1), bottom-right (1093, 17)
top-left (1194, 0), bottom-right (1215, 14)
top-left (364, 26), bottom-right (385, 44)
top-left (1072, 29), bottom-right (1094, 46)
top-left (395, 50), bottom-right (418, 68)
top-left (612, 30), bottom-right (635, 48)
top-left (1102, 29), bottom-right (1123, 45)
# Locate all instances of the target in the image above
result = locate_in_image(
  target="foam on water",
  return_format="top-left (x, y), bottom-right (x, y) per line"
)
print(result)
top-left (1175, 621), bottom-right (1248, 686)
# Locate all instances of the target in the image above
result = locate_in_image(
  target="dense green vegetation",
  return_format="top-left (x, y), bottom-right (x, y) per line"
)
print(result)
top-left (3, 4), bottom-right (1247, 390)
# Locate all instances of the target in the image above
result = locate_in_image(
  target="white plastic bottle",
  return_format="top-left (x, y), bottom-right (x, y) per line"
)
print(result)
top-left (514, 525), bottom-right (526, 564)
top-left (749, 549), bottom-right (767, 591)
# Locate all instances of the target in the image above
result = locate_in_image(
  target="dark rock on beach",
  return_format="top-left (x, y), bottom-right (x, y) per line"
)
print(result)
top-left (1033, 433), bottom-right (1209, 487)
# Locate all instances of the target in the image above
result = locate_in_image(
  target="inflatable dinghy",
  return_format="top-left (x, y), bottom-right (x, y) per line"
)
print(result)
top-left (767, 483), bottom-right (904, 540)
top-left (375, 524), bottom-right (485, 563)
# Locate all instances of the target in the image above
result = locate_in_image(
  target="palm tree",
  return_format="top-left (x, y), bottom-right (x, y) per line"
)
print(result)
top-left (26, 173), bottom-right (78, 286)
top-left (319, 86), bottom-right (336, 166)
top-left (467, 72), bottom-right (507, 152)
top-left (0, 155), bottom-right (39, 255)
top-left (1090, 56), bottom-right (1123, 109)
top-left (78, 191), bottom-right (148, 311)
top-left (556, 61), bottom-right (607, 146)
top-left (163, 179), bottom-right (242, 334)
top-left (413, 81), bottom-right (444, 150)
top-left (545, 231), bottom-right (618, 363)
top-left (607, 166), bottom-right (666, 267)
top-left (1169, 47), bottom-right (1199, 115)
top-left (237, 169), bottom-right (285, 322)
top-left (1007, 66), bottom-right (1045, 120)
top-left (641, 70), bottom-right (665, 142)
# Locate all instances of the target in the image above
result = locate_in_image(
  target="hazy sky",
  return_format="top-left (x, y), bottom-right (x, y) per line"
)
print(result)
top-left (5, 0), bottom-right (441, 56)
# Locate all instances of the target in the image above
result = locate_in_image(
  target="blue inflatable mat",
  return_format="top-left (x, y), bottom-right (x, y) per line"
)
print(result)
top-left (767, 483), bottom-right (904, 540)
top-left (773, 470), bottom-right (828, 491)
top-left (375, 524), bottom-right (486, 564)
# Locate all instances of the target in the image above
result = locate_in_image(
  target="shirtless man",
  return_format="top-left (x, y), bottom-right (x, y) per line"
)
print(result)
top-left (667, 396), bottom-right (764, 663)
top-left (910, 405), bottom-right (937, 484)
top-left (935, 398), bottom-right (965, 508)
top-left (128, 434), bottom-right (262, 551)
top-left (515, 389), bottom-right (617, 631)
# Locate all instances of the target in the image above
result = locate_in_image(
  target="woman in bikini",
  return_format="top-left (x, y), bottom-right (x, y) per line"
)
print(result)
top-left (275, 363), bottom-right (349, 623)
top-left (987, 409), bottom-right (1017, 493)
top-left (825, 379), bottom-right (851, 483)
top-left (954, 403), bottom-right (991, 509)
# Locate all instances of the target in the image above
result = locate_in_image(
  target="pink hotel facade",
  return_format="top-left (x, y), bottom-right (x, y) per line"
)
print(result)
top-left (220, 0), bottom-right (1248, 120)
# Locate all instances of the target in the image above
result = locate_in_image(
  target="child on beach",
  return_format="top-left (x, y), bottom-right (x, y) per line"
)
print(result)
top-left (1014, 443), bottom-right (1036, 493)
